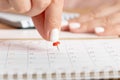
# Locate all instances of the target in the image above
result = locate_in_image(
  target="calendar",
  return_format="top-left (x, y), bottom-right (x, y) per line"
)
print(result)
top-left (0, 39), bottom-right (120, 80)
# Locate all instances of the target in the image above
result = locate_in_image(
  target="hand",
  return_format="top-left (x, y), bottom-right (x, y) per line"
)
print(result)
top-left (62, 0), bottom-right (120, 36)
top-left (0, 0), bottom-right (64, 41)
top-left (64, 0), bottom-right (113, 9)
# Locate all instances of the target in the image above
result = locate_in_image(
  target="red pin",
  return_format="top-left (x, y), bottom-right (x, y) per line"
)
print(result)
top-left (53, 41), bottom-right (60, 46)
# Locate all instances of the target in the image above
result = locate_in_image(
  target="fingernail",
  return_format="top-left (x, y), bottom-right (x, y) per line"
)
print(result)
top-left (69, 22), bottom-right (81, 29)
top-left (50, 29), bottom-right (59, 42)
top-left (95, 27), bottom-right (105, 33)
top-left (61, 20), bottom-right (68, 26)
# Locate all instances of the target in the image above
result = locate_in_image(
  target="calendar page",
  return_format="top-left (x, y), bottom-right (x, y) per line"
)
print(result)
top-left (0, 39), bottom-right (120, 75)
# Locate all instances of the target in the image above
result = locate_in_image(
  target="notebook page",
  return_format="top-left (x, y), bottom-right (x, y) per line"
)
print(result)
top-left (0, 39), bottom-right (120, 79)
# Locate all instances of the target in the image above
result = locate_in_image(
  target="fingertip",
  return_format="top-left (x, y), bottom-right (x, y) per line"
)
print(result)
top-left (69, 22), bottom-right (81, 29)
top-left (94, 27), bottom-right (108, 36)
top-left (68, 22), bottom-right (81, 33)
top-left (94, 27), bottom-right (105, 34)
top-left (44, 0), bottom-right (64, 41)
top-left (49, 28), bottom-right (60, 42)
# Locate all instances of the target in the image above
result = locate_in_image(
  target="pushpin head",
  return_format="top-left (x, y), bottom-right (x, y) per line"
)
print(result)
top-left (53, 41), bottom-right (60, 46)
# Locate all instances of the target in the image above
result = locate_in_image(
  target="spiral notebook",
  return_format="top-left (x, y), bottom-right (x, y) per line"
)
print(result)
top-left (0, 33), bottom-right (120, 80)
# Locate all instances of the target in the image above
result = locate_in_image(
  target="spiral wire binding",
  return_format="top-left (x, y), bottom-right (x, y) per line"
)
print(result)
top-left (0, 70), bottom-right (120, 80)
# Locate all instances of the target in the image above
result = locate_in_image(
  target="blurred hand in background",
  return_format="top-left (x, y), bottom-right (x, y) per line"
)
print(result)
top-left (63, 0), bottom-right (120, 36)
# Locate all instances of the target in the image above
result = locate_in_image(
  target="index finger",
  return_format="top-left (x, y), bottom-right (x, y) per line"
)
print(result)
top-left (44, 0), bottom-right (64, 42)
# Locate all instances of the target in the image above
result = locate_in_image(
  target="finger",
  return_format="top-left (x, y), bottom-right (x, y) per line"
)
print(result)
top-left (69, 22), bottom-right (100, 33)
top-left (93, 12), bottom-right (120, 35)
top-left (93, 2), bottom-right (120, 18)
top-left (95, 24), bottom-right (120, 36)
top-left (68, 11), bottom-right (120, 33)
top-left (68, 22), bottom-right (85, 33)
top-left (32, 12), bottom-right (48, 40)
top-left (0, 0), bottom-right (11, 10)
top-left (61, 20), bottom-right (69, 31)
top-left (90, 12), bottom-right (120, 26)
top-left (69, 20), bottom-right (119, 36)
top-left (26, 0), bottom-right (51, 16)
top-left (9, 0), bottom-right (31, 13)
top-left (61, 26), bottom-right (69, 31)
top-left (44, 0), bottom-right (64, 42)
top-left (76, 3), bottom-right (120, 23)
top-left (88, 12), bottom-right (120, 27)
top-left (68, 18), bottom-right (106, 33)
top-left (105, 12), bottom-right (120, 25)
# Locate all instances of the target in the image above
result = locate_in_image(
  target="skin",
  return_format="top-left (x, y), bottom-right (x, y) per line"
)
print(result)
top-left (0, 0), bottom-right (64, 41)
top-left (62, 0), bottom-right (120, 36)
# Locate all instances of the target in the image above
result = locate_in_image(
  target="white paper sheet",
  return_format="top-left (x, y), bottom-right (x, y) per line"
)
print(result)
top-left (0, 39), bottom-right (120, 73)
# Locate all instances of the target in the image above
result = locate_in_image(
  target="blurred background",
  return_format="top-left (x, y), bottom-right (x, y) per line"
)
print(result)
top-left (0, 0), bottom-right (116, 29)
top-left (64, 0), bottom-right (114, 10)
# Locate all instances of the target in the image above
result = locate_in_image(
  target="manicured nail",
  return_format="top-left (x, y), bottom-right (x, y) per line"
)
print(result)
top-left (95, 27), bottom-right (105, 33)
top-left (69, 22), bottom-right (81, 29)
top-left (50, 29), bottom-right (59, 42)
top-left (61, 20), bottom-right (68, 26)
